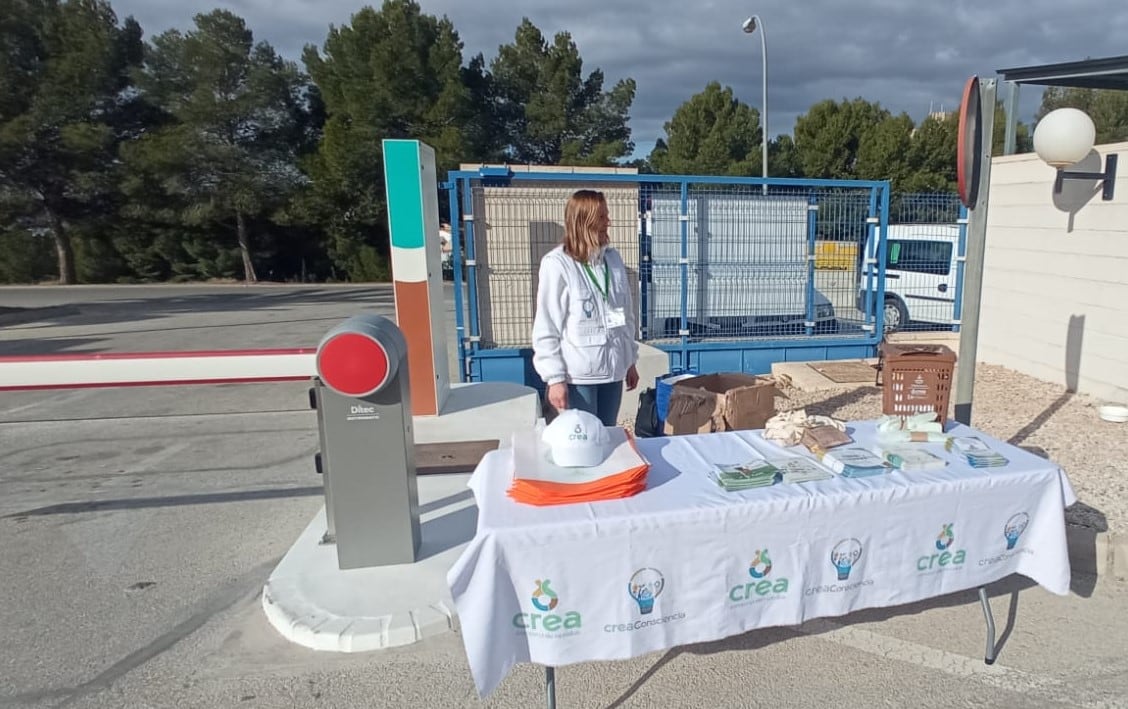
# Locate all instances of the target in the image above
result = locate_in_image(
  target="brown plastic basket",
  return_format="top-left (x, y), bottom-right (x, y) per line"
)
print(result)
top-left (875, 342), bottom-right (957, 425)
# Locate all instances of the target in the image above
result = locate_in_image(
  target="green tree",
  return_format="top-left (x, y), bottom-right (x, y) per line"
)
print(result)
top-left (121, 9), bottom-right (312, 283)
top-left (0, 0), bottom-right (143, 284)
top-left (301, 0), bottom-right (473, 280)
top-left (459, 53), bottom-right (506, 163)
top-left (792, 98), bottom-right (891, 179)
top-left (490, 18), bottom-right (635, 165)
top-left (903, 113), bottom-right (958, 192)
top-left (767, 134), bottom-right (803, 178)
top-left (648, 81), bottom-right (761, 176)
top-left (1036, 86), bottom-right (1128, 144)
top-left (856, 113), bottom-right (914, 191)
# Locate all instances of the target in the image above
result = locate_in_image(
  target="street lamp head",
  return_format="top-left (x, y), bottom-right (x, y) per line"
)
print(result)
top-left (1033, 107), bottom-right (1095, 168)
top-left (1032, 106), bottom-right (1118, 200)
top-left (742, 16), bottom-right (757, 33)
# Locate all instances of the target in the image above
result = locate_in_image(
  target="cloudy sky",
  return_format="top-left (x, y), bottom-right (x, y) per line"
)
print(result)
top-left (109, 0), bottom-right (1128, 159)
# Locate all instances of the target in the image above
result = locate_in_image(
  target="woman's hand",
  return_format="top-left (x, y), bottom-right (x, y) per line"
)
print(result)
top-left (547, 382), bottom-right (568, 411)
top-left (625, 365), bottom-right (639, 391)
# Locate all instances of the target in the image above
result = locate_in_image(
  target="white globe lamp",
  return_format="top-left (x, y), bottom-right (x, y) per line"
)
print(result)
top-left (1033, 107), bottom-right (1117, 200)
top-left (1033, 107), bottom-right (1095, 168)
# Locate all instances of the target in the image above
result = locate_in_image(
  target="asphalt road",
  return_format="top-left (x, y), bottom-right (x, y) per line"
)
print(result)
top-left (1, 284), bottom-right (1127, 709)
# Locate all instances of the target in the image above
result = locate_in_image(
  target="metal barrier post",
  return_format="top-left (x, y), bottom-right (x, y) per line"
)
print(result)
top-left (311, 313), bottom-right (421, 570)
top-left (447, 179), bottom-right (469, 382)
top-left (805, 194), bottom-right (818, 336)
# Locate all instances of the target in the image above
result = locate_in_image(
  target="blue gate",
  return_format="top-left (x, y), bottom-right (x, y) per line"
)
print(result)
top-left (442, 168), bottom-right (895, 388)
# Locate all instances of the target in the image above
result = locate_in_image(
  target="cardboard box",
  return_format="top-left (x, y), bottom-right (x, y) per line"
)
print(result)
top-left (662, 373), bottom-right (782, 436)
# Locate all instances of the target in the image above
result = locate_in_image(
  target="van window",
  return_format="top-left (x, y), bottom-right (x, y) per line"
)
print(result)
top-left (886, 239), bottom-right (953, 275)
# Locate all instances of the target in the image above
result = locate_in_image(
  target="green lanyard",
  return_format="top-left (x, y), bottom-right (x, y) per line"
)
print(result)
top-left (581, 261), bottom-right (610, 301)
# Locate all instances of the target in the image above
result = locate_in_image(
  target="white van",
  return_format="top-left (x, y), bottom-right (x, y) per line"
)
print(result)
top-left (858, 224), bottom-right (961, 333)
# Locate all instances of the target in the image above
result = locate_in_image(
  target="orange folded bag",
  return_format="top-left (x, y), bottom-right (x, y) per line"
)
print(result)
top-left (507, 415), bottom-right (651, 506)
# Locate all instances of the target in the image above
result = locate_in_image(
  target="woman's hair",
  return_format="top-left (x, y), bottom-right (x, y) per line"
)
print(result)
top-left (562, 189), bottom-right (608, 262)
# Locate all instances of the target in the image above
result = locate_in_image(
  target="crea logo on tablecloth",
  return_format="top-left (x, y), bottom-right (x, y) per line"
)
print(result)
top-left (804, 538), bottom-right (873, 596)
top-left (978, 512), bottom-right (1035, 566)
top-left (729, 548), bottom-right (789, 605)
top-left (628, 568), bottom-right (664, 614)
top-left (512, 579), bottom-right (581, 637)
top-left (917, 523), bottom-right (967, 573)
top-left (604, 567), bottom-right (686, 633)
top-left (830, 538), bottom-right (863, 580)
top-left (1004, 513), bottom-right (1030, 549)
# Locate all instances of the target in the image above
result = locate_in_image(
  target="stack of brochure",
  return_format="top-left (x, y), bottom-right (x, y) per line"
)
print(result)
top-left (709, 461), bottom-right (780, 491)
top-left (770, 457), bottom-right (834, 484)
top-left (871, 444), bottom-right (947, 472)
top-left (816, 447), bottom-right (890, 478)
top-left (946, 436), bottom-right (1010, 468)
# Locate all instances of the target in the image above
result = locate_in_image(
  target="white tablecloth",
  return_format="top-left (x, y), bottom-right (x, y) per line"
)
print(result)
top-left (447, 421), bottom-right (1077, 697)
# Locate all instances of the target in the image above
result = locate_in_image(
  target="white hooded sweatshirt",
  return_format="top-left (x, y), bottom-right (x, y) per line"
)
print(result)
top-left (532, 245), bottom-right (639, 386)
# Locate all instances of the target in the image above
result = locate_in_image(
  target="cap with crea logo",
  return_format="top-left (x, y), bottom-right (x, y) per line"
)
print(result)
top-left (542, 409), bottom-right (611, 468)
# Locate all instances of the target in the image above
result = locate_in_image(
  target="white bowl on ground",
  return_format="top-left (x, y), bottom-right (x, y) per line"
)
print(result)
top-left (1098, 404), bottom-right (1128, 423)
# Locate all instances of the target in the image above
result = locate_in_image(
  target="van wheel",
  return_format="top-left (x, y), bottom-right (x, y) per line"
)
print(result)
top-left (883, 298), bottom-right (908, 333)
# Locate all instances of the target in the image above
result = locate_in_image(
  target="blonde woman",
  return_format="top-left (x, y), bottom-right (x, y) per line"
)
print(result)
top-left (532, 189), bottom-right (640, 426)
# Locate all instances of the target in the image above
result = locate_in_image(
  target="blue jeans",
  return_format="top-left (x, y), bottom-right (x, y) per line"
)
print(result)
top-left (567, 381), bottom-right (624, 427)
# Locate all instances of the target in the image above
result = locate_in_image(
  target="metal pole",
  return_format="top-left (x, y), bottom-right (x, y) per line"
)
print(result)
top-left (978, 586), bottom-right (998, 664)
top-left (1003, 81), bottom-right (1020, 156)
top-left (545, 666), bottom-right (556, 709)
top-left (743, 15), bottom-right (768, 195)
top-left (758, 16), bottom-right (769, 195)
top-left (953, 78), bottom-right (997, 426)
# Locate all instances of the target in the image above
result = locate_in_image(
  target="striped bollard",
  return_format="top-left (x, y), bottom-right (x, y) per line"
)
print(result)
top-left (382, 139), bottom-right (451, 417)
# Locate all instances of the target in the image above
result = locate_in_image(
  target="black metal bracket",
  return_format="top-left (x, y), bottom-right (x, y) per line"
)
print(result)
top-left (1054, 153), bottom-right (1118, 200)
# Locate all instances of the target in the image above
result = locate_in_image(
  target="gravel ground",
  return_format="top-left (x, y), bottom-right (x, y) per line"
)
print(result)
top-left (621, 363), bottom-right (1127, 534)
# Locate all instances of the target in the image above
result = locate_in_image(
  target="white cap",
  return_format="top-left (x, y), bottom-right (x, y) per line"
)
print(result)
top-left (542, 409), bottom-right (611, 468)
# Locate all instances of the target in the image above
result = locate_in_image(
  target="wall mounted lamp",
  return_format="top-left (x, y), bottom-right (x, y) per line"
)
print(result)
top-left (1033, 107), bottom-right (1117, 200)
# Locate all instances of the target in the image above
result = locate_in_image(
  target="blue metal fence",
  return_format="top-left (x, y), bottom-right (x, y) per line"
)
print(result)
top-left (441, 168), bottom-right (954, 387)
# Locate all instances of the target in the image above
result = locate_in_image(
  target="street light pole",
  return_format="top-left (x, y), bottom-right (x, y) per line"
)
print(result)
top-left (743, 15), bottom-right (768, 195)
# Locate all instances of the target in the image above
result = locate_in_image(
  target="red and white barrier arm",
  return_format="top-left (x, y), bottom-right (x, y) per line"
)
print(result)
top-left (0, 349), bottom-right (318, 392)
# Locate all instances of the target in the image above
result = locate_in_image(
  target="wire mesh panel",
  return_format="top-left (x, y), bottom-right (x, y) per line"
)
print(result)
top-left (648, 186), bottom-right (807, 338)
top-left (462, 168), bottom-right (640, 349)
top-left (645, 183), bottom-right (879, 342)
top-left (862, 193), bottom-right (966, 333)
top-left (448, 168), bottom-right (905, 356)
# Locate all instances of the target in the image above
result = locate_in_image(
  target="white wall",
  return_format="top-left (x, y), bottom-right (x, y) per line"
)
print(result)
top-left (979, 141), bottom-right (1128, 403)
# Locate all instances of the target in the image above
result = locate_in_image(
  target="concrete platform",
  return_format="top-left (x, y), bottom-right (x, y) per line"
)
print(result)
top-left (262, 474), bottom-right (475, 652)
top-left (263, 380), bottom-right (539, 653)
top-left (414, 381), bottom-right (539, 445)
top-left (772, 358), bottom-right (880, 391)
top-left (619, 342), bottom-right (671, 424)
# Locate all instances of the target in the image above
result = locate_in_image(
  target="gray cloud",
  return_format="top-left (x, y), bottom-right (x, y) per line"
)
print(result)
top-left (110, 0), bottom-right (1128, 158)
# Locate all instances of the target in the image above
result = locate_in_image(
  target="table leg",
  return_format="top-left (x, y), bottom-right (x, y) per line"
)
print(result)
top-left (545, 666), bottom-right (556, 709)
top-left (978, 586), bottom-right (997, 665)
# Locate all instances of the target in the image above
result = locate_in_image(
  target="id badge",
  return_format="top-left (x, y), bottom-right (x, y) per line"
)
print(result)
top-left (604, 307), bottom-right (627, 329)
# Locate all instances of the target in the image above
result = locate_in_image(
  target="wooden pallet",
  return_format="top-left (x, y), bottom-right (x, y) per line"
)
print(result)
top-left (806, 360), bottom-right (879, 384)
